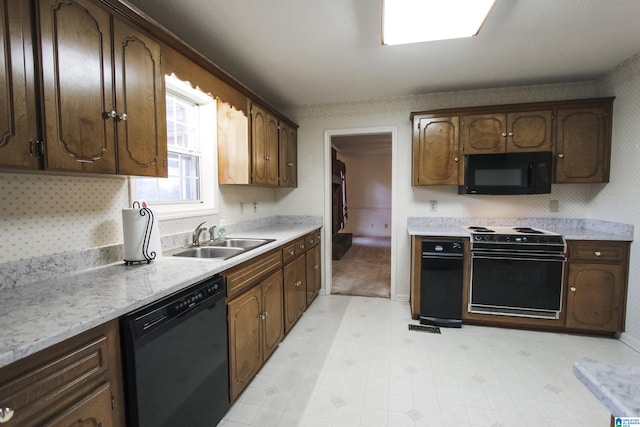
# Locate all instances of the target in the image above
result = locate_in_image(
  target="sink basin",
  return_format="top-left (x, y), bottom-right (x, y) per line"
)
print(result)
top-left (211, 238), bottom-right (275, 250)
top-left (172, 246), bottom-right (243, 260)
top-left (170, 237), bottom-right (275, 260)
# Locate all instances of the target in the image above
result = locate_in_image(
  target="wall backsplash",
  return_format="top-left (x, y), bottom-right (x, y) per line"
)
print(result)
top-left (0, 173), bottom-right (281, 264)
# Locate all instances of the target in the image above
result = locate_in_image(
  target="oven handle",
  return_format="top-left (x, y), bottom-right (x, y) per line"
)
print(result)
top-left (472, 252), bottom-right (565, 262)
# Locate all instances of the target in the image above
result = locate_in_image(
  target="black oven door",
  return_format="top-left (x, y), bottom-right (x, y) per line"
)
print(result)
top-left (470, 251), bottom-right (564, 318)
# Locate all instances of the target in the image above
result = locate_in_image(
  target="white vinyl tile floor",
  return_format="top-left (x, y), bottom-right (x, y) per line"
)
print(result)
top-left (219, 295), bottom-right (640, 427)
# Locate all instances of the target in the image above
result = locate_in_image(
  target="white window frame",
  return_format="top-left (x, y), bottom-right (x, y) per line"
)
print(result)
top-left (129, 74), bottom-right (218, 220)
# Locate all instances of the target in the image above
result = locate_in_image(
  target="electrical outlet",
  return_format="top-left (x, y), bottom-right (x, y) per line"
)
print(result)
top-left (549, 200), bottom-right (559, 212)
top-left (253, 201), bottom-right (257, 213)
top-left (429, 200), bottom-right (438, 212)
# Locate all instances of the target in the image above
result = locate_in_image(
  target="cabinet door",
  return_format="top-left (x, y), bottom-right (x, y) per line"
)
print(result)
top-left (506, 110), bottom-right (552, 152)
top-left (44, 382), bottom-right (114, 427)
top-left (460, 113), bottom-right (506, 154)
top-left (39, 0), bottom-right (116, 173)
top-left (112, 18), bottom-right (167, 177)
top-left (279, 123), bottom-right (297, 187)
top-left (566, 263), bottom-right (625, 332)
top-left (261, 270), bottom-right (284, 361)
top-left (412, 116), bottom-right (459, 185)
top-left (228, 286), bottom-right (262, 402)
top-left (283, 255), bottom-right (305, 334)
top-left (217, 98), bottom-right (250, 184)
top-left (306, 244), bottom-right (321, 305)
top-left (251, 103), bottom-right (278, 185)
top-left (0, 0), bottom-right (39, 170)
top-left (555, 105), bottom-right (610, 183)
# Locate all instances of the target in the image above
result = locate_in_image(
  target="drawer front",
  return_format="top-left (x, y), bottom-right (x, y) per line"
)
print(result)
top-left (295, 238), bottom-right (306, 256)
top-left (568, 241), bottom-right (628, 263)
top-left (282, 242), bottom-right (297, 264)
top-left (225, 250), bottom-right (282, 299)
top-left (306, 230), bottom-right (321, 249)
top-left (0, 323), bottom-right (114, 426)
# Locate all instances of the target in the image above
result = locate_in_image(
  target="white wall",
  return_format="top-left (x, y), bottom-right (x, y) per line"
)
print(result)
top-left (590, 53), bottom-right (640, 347)
top-left (340, 152), bottom-right (392, 237)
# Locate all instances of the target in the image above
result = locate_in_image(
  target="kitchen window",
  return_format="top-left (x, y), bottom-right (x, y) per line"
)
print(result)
top-left (131, 74), bottom-right (218, 219)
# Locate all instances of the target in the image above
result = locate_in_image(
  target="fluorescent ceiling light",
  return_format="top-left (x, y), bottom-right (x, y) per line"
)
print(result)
top-left (382, 0), bottom-right (495, 45)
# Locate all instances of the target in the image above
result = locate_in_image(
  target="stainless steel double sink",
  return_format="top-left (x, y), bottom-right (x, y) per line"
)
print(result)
top-left (169, 238), bottom-right (275, 260)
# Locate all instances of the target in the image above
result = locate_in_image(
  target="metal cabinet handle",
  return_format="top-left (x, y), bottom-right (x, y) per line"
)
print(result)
top-left (0, 407), bottom-right (15, 423)
top-left (454, 157), bottom-right (459, 162)
top-left (595, 251), bottom-right (601, 256)
top-left (502, 132), bottom-right (507, 137)
top-left (119, 113), bottom-right (128, 121)
top-left (287, 162), bottom-right (294, 166)
top-left (265, 156), bottom-right (271, 160)
top-left (557, 153), bottom-right (564, 158)
top-left (259, 313), bottom-right (266, 320)
top-left (314, 265), bottom-right (318, 270)
top-left (570, 287), bottom-right (577, 292)
top-left (289, 250), bottom-right (294, 256)
top-left (508, 132), bottom-right (514, 136)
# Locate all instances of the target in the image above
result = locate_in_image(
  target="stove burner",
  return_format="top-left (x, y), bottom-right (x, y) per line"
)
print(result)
top-left (513, 227), bottom-right (544, 234)
top-left (468, 226), bottom-right (495, 233)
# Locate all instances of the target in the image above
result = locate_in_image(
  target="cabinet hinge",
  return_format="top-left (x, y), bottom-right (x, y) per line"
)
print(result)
top-left (30, 139), bottom-right (44, 158)
top-left (160, 54), bottom-right (163, 64)
top-left (111, 394), bottom-right (115, 410)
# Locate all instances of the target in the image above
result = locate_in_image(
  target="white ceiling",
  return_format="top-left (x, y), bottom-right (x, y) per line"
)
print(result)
top-left (127, 0), bottom-right (640, 109)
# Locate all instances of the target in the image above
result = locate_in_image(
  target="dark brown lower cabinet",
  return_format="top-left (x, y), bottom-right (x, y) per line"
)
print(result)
top-left (227, 270), bottom-right (284, 402)
top-left (0, 320), bottom-right (125, 427)
top-left (283, 254), bottom-right (307, 334)
top-left (565, 240), bottom-right (629, 333)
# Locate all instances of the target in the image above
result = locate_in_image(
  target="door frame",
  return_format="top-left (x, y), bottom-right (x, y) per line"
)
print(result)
top-left (323, 126), bottom-right (398, 299)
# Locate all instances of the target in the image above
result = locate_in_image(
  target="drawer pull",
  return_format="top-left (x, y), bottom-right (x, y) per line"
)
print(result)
top-left (0, 407), bottom-right (14, 423)
top-left (289, 250), bottom-right (294, 256)
top-left (570, 287), bottom-right (576, 292)
top-left (594, 251), bottom-right (602, 257)
top-left (259, 312), bottom-right (266, 320)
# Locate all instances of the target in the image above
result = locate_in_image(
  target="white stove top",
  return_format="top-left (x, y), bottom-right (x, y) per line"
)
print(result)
top-left (464, 225), bottom-right (559, 236)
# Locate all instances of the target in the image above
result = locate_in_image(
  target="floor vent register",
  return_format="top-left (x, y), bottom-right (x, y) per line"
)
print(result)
top-left (408, 324), bottom-right (441, 334)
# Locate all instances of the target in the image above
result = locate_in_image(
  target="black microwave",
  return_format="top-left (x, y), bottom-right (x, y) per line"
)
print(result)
top-left (459, 151), bottom-right (553, 195)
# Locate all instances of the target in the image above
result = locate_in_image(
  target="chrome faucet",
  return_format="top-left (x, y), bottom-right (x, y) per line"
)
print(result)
top-left (208, 225), bottom-right (217, 243)
top-left (192, 221), bottom-right (207, 246)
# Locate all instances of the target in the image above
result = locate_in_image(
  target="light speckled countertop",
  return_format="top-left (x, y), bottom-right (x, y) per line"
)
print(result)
top-left (574, 362), bottom-right (640, 417)
top-left (0, 223), bottom-right (321, 369)
top-left (407, 217), bottom-right (634, 241)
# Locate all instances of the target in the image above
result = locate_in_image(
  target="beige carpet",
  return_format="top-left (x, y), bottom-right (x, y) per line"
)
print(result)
top-left (331, 236), bottom-right (391, 298)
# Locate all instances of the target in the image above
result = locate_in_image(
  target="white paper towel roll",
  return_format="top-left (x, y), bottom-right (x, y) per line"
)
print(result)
top-left (122, 207), bottom-right (162, 263)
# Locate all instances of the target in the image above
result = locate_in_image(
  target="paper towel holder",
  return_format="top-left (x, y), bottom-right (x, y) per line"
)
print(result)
top-left (124, 207), bottom-right (157, 266)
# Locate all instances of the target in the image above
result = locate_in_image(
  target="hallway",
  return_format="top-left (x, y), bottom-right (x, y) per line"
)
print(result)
top-left (332, 236), bottom-right (391, 298)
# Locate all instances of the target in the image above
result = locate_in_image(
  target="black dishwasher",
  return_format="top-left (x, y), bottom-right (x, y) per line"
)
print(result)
top-left (420, 238), bottom-right (464, 328)
top-left (121, 275), bottom-right (228, 427)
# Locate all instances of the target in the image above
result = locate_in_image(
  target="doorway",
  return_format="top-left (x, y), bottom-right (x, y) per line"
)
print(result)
top-left (325, 129), bottom-right (395, 298)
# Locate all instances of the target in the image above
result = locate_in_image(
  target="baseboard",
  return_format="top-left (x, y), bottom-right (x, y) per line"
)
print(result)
top-left (618, 331), bottom-right (640, 353)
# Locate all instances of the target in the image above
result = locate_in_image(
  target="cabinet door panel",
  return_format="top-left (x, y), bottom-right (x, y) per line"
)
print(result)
top-left (306, 245), bottom-right (321, 305)
top-left (566, 263), bottom-right (624, 331)
top-left (555, 107), bottom-right (609, 183)
top-left (283, 255), bottom-right (305, 334)
top-left (461, 114), bottom-right (505, 154)
top-left (413, 116), bottom-right (459, 185)
top-left (506, 111), bottom-right (552, 152)
top-left (262, 270), bottom-right (283, 360)
top-left (228, 287), bottom-right (262, 401)
top-left (0, 0), bottom-right (39, 169)
top-left (113, 18), bottom-right (166, 177)
top-left (39, 0), bottom-right (116, 173)
top-left (279, 123), bottom-right (297, 187)
top-left (44, 382), bottom-right (113, 427)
